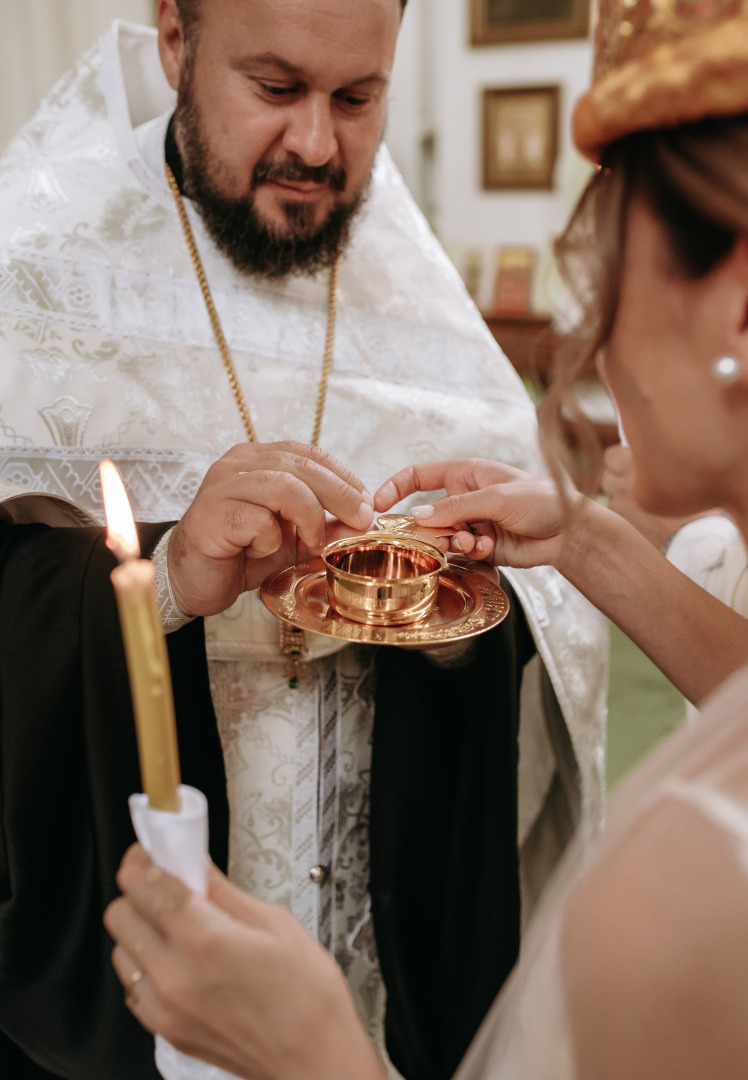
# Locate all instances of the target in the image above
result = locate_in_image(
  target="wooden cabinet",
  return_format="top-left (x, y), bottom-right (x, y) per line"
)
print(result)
top-left (483, 313), bottom-right (580, 379)
top-left (483, 313), bottom-right (619, 446)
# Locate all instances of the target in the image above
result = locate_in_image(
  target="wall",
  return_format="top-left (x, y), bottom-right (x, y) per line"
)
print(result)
top-left (0, 0), bottom-right (154, 153)
top-left (387, 0), bottom-right (595, 314)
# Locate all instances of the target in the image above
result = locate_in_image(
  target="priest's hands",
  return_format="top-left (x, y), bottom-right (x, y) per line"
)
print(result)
top-left (167, 442), bottom-right (374, 616)
top-left (104, 845), bottom-right (386, 1080)
top-left (375, 458), bottom-right (582, 570)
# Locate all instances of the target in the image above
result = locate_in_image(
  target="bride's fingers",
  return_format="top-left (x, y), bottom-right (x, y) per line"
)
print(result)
top-left (374, 461), bottom-right (466, 510)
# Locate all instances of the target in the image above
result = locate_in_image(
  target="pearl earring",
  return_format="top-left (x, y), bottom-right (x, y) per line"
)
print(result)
top-left (711, 355), bottom-right (742, 385)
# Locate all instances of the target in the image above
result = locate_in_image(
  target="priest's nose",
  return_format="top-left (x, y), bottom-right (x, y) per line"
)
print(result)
top-left (282, 95), bottom-right (338, 168)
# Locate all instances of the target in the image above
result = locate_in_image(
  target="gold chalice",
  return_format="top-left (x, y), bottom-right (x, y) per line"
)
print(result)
top-left (322, 532), bottom-right (447, 626)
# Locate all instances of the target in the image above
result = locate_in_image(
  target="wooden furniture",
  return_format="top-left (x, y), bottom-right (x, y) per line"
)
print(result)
top-left (483, 313), bottom-right (583, 379)
top-left (483, 312), bottom-right (619, 447)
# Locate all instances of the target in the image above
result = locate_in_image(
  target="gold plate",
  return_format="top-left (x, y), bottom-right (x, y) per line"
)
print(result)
top-left (260, 558), bottom-right (510, 645)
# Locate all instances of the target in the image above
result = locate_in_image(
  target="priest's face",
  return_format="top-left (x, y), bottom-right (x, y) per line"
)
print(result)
top-left (159, 0), bottom-right (401, 278)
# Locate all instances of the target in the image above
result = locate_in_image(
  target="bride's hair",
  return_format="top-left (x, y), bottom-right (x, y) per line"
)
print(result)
top-left (544, 113), bottom-right (748, 497)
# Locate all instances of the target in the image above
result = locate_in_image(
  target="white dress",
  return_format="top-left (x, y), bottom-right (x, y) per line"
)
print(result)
top-left (455, 661), bottom-right (748, 1079)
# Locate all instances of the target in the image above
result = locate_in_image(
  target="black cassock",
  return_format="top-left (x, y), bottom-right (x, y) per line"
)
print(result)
top-left (0, 519), bottom-right (228, 1080)
top-left (0, 513), bottom-right (536, 1080)
top-left (371, 580), bottom-right (535, 1080)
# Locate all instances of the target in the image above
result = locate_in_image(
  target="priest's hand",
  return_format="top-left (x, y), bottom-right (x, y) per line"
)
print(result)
top-left (168, 442), bottom-right (374, 616)
top-left (375, 458), bottom-right (582, 570)
top-left (104, 845), bottom-right (386, 1080)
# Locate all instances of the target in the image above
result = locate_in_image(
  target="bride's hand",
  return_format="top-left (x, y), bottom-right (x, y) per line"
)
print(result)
top-left (104, 845), bottom-right (386, 1080)
top-left (375, 458), bottom-right (579, 569)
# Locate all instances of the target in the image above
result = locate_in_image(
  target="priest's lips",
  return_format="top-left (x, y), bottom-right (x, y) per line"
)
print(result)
top-left (266, 179), bottom-right (330, 201)
top-left (252, 159), bottom-right (347, 195)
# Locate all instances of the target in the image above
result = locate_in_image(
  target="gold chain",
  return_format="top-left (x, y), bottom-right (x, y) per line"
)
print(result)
top-left (165, 162), bottom-right (341, 687)
top-left (164, 162), bottom-right (339, 447)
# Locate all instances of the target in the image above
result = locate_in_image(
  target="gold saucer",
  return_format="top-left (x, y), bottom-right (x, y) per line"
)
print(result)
top-left (260, 558), bottom-right (510, 645)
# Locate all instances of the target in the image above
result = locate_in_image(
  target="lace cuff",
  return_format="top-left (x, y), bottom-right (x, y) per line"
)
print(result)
top-left (151, 527), bottom-right (195, 634)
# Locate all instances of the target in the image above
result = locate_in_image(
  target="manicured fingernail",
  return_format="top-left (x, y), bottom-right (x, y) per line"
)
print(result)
top-left (412, 504), bottom-right (434, 520)
top-left (451, 536), bottom-right (462, 551)
top-left (359, 502), bottom-right (374, 526)
top-left (476, 538), bottom-right (487, 553)
top-left (362, 489), bottom-right (374, 505)
top-left (377, 480), bottom-right (396, 505)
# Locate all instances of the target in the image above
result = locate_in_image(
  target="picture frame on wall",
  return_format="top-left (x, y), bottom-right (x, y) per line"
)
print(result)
top-left (482, 85), bottom-right (560, 191)
top-left (470, 0), bottom-right (590, 46)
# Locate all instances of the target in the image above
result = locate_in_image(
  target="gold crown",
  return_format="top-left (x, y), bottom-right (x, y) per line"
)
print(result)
top-left (573, 0), bottom-right (748, 160)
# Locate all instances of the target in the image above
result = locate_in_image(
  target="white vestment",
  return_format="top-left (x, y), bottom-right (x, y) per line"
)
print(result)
top-left (0, 20), bottom-right (608, 1062)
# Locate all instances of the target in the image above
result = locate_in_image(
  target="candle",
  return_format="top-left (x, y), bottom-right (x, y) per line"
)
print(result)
top-left (100, 459), bottom-right (181, 812)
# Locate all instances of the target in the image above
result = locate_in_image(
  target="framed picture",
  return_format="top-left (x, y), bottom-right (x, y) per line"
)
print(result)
top-left (482, 85), bottom-right (560, 191)
top-left (470, 0), bottom-right (590, 46)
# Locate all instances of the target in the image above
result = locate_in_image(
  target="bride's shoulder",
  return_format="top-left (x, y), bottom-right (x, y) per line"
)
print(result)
top-left (562, 735), bottom-right (748, 1080)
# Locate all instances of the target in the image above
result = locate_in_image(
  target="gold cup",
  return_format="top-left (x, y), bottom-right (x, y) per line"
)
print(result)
top-left (322, 533), bottom-right (447, 626)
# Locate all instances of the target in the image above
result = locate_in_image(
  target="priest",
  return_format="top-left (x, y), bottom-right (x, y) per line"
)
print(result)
top-left (0, 2), bottom-right (608, 1078)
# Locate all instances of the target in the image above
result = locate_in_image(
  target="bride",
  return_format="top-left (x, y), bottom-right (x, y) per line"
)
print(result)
top-left (104, 3), bottom-right (748, 1077)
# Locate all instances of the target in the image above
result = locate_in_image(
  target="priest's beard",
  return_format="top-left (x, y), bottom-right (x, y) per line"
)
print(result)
top-left (174, 68), bottom-right (373, 280)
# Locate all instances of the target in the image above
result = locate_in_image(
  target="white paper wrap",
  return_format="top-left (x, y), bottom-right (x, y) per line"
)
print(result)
top-left (129, 785), bottom-right (244, 1080)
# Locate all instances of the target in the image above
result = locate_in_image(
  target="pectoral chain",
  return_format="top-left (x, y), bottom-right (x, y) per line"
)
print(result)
top-left (166, 162), bottom-right (341, 686)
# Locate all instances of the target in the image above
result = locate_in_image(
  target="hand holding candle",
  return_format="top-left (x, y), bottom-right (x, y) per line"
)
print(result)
top-left (100, 459), bottom-right (181, 812)
top-left (101, 461), bottom-right (237, 1079)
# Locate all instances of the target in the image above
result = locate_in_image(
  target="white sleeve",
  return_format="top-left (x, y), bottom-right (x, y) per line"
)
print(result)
top-left (151, 526), bottom-right (195, 634)
top-left (665, 515), bottom-right (748, 616)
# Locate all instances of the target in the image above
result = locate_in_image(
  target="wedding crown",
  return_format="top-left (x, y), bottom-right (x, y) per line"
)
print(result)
top-left (574, 0), bottom-right (748, 160)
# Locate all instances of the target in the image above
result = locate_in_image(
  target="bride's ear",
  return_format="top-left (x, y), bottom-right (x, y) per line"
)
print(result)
top-left (720, 237), bottom-right (748, 381)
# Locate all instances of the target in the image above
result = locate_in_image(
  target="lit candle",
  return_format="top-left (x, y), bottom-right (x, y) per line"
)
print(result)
top-left (100, 459), bottom-right (181, 812)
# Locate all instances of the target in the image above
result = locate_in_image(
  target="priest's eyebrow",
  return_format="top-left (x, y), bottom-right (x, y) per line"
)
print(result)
top-left (236, 51), bottom-right (390, 88)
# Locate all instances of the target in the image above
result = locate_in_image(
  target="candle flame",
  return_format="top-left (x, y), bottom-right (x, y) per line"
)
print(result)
top-left (100, 459), bottom-right (140, 561)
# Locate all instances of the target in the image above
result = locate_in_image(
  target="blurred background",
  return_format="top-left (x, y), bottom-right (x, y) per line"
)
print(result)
top-left (0, 0), bottom-right (687, 781)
